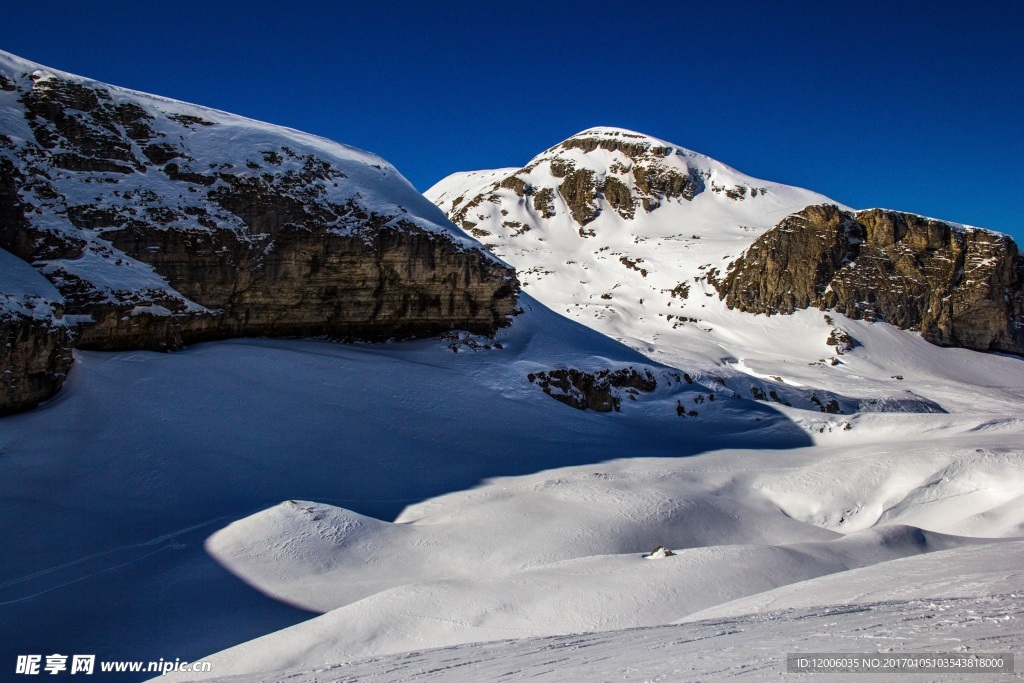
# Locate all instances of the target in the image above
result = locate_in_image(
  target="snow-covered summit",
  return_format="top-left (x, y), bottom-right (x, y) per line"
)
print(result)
top-left (425, 127), bottom-right (848, 406)
top-left (428, 125), bottom-right (834, 229)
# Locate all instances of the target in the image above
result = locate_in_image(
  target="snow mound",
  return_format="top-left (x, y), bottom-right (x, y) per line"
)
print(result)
top-left (173, 541), bottom-right (1024, 683)
top-left (166, 524), bottom-right (997, 680)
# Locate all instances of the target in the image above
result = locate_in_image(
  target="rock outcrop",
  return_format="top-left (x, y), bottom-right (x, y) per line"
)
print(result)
top-left (0, 248), bottom-right (73, 414)
top-left (527, 367), bottom-right (657, 412)
top-left (716, 204), bottom-right (1024, 355)
top-left (0, 312), bottom-right (74, 415)
top-left (0, 50), bottom-right (519, 412)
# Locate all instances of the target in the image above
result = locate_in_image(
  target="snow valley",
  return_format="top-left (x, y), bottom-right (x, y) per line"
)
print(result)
top-left (0, 51), bottom-right (1021, 682)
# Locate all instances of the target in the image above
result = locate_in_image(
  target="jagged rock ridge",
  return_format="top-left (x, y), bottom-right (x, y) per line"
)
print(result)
top-left (716, 204), bottom-right (1024, 355)
top-left (0, 50), bottom-right (519, 412)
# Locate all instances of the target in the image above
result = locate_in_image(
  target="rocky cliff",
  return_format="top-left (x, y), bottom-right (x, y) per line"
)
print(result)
top-left (716, 204), bottom-right (1024, 355)
top-left (0, 51), bottom-right (518, 411)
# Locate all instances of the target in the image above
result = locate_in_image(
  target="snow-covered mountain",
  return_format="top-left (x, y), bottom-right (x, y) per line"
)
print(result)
top-left (426, 126), bottom-right (1024, 413)
top-left (0, 49), bottom-right (516, 412)
top-left (2, 60), bottom-right (1023, 683)
top-left (426, 127), bottom-right (839, 357)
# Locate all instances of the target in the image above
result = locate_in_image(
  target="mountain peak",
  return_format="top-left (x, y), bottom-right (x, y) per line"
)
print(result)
top-left (427, 126), bottom-right (833, 242)
top-left (548, 127), bottom-right (687, 162)
top-left (568, 126), bottom-right (663, 142)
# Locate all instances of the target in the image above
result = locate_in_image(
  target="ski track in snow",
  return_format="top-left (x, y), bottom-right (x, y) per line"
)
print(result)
top-left (0, 517), bottom-right (226, 603)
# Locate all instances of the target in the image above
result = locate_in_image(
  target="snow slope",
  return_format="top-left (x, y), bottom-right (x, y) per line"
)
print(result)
top-left (0, 48), bottom-right (472, 244)
top-left (0, 245), bottom-right (64, 321)
top-left (0, 294), bottom-right (798, 679)
top-left (179, 541), bottom-right (1024, 682)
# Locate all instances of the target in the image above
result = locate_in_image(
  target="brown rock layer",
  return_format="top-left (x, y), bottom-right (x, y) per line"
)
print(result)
top-left (0, 313), bottom-right (73, 415)
top-left (717, 204), bottom-right (1024, 355)
top-left (81, 223), bottom-right (518, 349)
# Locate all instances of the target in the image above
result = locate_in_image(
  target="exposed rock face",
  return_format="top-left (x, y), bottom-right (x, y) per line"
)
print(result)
top-left (532, 187), bottom-right (556, 219)
top-left (0, 56), bottom-right (517, 337)
top-left (717, 204), bottom-right (1024, 355)
top-left (0, 247), bottom-right (73, 414)
top-left (0, 312), bottom-right (73, 414)
top-left (0, 50), bottom-right (518, 411)
top-left (78, 223), bottom-right (517, 349)
top-left (527, 367), bottom-right (657, 412)
top-left (557, 167), bottom-right (600, 226)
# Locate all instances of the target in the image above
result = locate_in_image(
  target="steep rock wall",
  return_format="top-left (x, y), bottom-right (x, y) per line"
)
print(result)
top-left (0, 52), bottom-right (519, 411)
top-left (717, 204), bottom-right (1024, 355)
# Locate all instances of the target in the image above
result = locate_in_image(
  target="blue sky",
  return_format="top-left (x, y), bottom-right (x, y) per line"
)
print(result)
top-left (2, 1), bottom-right (1021, 238)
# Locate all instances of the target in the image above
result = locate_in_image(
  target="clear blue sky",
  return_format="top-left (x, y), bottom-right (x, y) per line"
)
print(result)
top-left (2, 1), bottom-right (1021, 238)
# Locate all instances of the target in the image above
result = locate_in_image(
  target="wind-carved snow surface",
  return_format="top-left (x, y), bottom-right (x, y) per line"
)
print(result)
top-left (162, 541), bottom-right (1024, 682)
top-left (159, 422), bottom-right (1024, 681)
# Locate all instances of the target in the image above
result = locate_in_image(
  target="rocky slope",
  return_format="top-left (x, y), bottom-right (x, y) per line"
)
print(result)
top-left (0, 50), bottom-right (518, 411)
top-left (716, 204), bottom-right (1024, 355)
